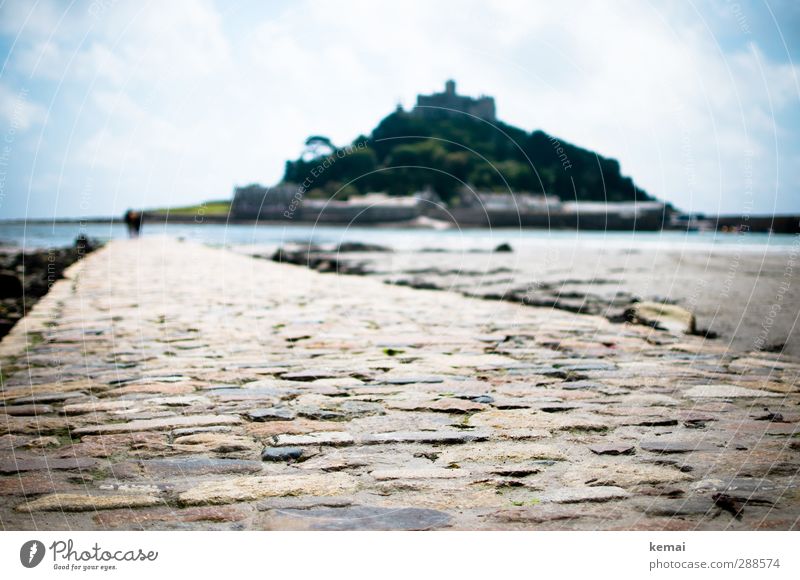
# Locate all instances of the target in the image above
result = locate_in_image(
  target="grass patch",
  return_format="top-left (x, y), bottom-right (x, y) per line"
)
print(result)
top-left (382, 348), bottom-right (404, 356)
top-left (86, 467), bottom-right (111, 482)
top-left (0, 355), bottom-right (21, 386)
top-left (150, 200), bottom-right (231, 216)
top-left (51, 429), bottom-right (81, 446)
top-left (509, 498), bottom-right (541, 507)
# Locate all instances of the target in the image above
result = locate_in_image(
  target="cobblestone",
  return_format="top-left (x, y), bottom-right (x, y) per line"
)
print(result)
top-left (1, 239), bottom-right (798, 530)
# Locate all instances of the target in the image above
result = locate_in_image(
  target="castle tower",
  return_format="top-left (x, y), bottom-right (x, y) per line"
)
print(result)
top-left (413, 80), bottom-right (496, 122)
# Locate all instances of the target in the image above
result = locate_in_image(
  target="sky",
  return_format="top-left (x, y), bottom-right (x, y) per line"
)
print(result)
top-left (0, 0), bottom-right (798, 219)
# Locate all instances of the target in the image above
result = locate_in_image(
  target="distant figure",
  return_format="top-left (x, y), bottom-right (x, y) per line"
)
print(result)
top-left (124, 209), bottom-right (143, 238)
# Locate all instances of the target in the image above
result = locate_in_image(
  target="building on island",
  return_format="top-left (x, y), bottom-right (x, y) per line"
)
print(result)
top-left (413, 80), bottom-right (496, 121)
top-left (231, 183), bottom-right (298, 220)
top-left (301, 193), bottom-right (423, 224)
top-left (232, 181), bottom-right (668, 230)
top-left (457, 189), bottom-right (561, 213)
top-left (231, 185), bottom-right (425, 224)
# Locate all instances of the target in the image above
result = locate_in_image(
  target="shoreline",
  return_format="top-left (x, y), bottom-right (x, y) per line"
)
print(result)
top-left (0, 237), bottom-right (99, 339)
top-left (265, 239), bottom-right (800, 357)
top-left (2, 226), bottom-right (797, 355)
top-left (1, 211), bottom-right (799, 233)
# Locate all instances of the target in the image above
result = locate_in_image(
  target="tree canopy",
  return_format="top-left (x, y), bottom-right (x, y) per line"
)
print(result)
top-left (283, 110), bottom-right (653, 204)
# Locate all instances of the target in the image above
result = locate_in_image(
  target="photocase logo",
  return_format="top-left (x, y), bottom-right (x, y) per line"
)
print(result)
top-left (20, 540), bottom-right (46, 568)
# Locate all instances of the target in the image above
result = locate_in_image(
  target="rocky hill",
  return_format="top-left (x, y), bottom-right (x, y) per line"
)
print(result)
top-left (283, 107), bottom-right (655, 205)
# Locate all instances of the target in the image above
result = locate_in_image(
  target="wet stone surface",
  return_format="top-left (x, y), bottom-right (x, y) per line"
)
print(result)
top-left (247, 408), bottom-right (297, 422)
top-left (259, 505), bottom-right (453, 530)
top-left (0, 239), bottom-right (798, 530)
top-left (261, 446), bottom-right (306, 462)
top-left (588, 443), bottom-right (635, 456)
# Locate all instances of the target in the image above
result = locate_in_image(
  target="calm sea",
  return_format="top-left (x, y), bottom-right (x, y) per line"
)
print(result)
top-left (0, 221), bottom-right (796, 253)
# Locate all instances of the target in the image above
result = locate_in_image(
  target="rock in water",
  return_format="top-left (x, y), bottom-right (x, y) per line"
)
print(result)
top-left (494, 243), bottom-right (513, 253)
top-left (335, 242), bottom-right (391, 253)
top-left (626, 301), bottom-right (695, 334)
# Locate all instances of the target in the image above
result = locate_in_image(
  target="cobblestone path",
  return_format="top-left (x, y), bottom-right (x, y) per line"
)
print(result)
top-left (1, 239), bottom-right (799, 530)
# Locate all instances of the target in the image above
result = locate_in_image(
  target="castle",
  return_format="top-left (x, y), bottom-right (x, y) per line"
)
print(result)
top-left (413, 80), bottom-right (496, 121)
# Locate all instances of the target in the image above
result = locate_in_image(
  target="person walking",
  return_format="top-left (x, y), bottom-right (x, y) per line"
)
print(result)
top-left (124, 209), bottom-right (143, 238)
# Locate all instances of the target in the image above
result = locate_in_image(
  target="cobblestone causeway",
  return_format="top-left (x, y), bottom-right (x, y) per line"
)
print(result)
top-left (1, 239), bottom-right (798, 530)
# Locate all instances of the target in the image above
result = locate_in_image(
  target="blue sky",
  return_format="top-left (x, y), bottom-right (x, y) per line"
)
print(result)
top-left (0, 0), bottom-right (798, 219)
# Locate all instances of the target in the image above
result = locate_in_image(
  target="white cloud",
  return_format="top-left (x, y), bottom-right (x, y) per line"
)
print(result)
top-left (1, 0), bottom-right (798, 216)
top-left (0, 83), bottom-right (46, 131)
